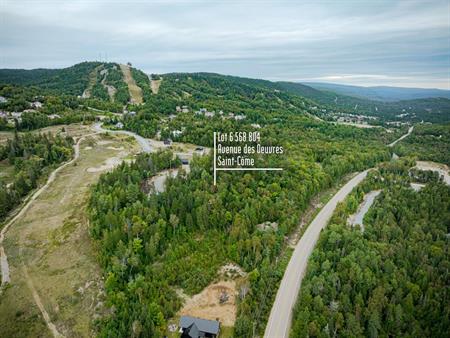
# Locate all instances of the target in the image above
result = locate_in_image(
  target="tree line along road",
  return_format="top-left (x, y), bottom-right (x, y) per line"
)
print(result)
top-left (264, 126), bottom-right (415, 338)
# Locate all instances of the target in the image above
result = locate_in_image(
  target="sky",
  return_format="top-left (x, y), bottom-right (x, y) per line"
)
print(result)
top-left (1, 0), bottom-right (449, 89)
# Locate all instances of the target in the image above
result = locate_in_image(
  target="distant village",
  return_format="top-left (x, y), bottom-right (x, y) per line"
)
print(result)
top-left (0, 96), bottom-right (61, 127)
top-left (110, 104), bottom-right (261, 142)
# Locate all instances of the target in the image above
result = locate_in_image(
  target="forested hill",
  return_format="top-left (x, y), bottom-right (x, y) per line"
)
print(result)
top-left (1, 62), bottom-right (449, 122)
top-left (0, 61), bottom-right (143, 104)
top-left (0, 62), bottom-right (102, 96)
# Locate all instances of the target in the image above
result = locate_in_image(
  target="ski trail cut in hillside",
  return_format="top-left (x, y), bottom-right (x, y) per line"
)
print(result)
top-left (120, 64), bottom-right (143, 104)
top-left (150, 77), bottom-right (162, 94)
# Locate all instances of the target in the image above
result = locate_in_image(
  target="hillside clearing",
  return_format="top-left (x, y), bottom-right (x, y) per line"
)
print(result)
top-left (150, 77), bottom-right (162, 94)
top-left (178, 280), bottom-right (238, 327)
top-left (120, 64), bottom-right (143, 104)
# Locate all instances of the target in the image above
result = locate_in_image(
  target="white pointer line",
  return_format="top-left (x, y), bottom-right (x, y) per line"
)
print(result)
top-left (213, 131), bottom-right (283, 185)
top-left (216, 168), bottom-right (283, 171)
top-left (214, 132), bottom-right (217, 185)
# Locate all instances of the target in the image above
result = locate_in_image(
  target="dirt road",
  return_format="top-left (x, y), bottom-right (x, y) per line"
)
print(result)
top-left (93, 123), bottom-right (152, 152)
top-left (0, 132), bottom-right (99, 290)
top-left (0, 132), bottom-right (102, 337)
top-left (0, 130), bottom-right (138, 337)
top-left (264, 169), bottom-right (371, 338)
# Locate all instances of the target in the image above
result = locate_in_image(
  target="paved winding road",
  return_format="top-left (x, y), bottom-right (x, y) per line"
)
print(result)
top-left (388, 126), bottom-right (414, 147)
top-left (264, 126), bottom-right (416, 338)
top-left (264, 170), bottom-right (371, 338)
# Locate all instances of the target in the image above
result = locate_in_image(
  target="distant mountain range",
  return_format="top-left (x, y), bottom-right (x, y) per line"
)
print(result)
top-left (302, 82), bottom-right (450, 102)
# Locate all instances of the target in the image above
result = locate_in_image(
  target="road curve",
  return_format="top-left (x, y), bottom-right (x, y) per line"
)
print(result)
top-left (93, 123), bottom-right (152, 153)
top-left (264, 169), bottom-right (371, 338)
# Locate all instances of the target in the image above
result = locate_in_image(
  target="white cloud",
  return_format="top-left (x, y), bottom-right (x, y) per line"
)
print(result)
top-left (1, 0), bottom-right (449, 89)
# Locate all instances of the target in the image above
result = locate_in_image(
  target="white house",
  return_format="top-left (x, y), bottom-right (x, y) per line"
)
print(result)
top-left (115, 122), bottom-right (124, 129)
top-left (0, 96), bottom-right (7, 103)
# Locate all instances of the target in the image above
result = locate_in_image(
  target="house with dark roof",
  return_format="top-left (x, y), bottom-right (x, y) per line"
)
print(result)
top-left (179, 316), bottom-right (220, 338)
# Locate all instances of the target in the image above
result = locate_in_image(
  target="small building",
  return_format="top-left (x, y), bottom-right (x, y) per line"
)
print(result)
top-left (0, 96), bottom-right (7, 103)
top-left (163, 139), bottom-right (172, 146)
top-left (234, 115), bottom-right (246, 121)
top-left (115, 122), bottom-right (124, 129)
top-left (182, 106), bottom-right (190, 113)
top-left (128, 111), bottom-right (137, 116)
top-left (181, 158), bottom-right (189, 165)
top-left (205, 111), bottom-right (215, 118)
top-left (48, 114), bottom-right (61, 119)
top-left (31, 101), bottom-right (43, 109)
top-left (179, 316), bottom-right (219, 338)
top-left (172, 130), bottom-right (183, 137)
top-left (176, 106), bottom-right (182, 113)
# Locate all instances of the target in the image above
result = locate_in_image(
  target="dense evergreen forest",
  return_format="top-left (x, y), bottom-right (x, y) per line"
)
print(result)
top-left (290, 159), bottom-right (450, 337)
top-left (89, 111), bottom-right (394, 337)
top-left (0, 62), bottom-right (101, 96)
top-left (0, 132), bottom-right (74, 221)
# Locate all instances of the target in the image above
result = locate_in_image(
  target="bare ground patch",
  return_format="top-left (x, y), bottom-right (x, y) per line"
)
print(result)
top-left (150, 78), bottom-right (162, 94)
top-left (178, 280), bottom-right (238, 326)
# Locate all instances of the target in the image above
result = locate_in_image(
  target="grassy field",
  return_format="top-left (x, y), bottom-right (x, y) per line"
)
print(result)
top-left (0, 130), bottom-right (138, 337)
top-left (0, 160), bottom-right (15, 185)
top-left (0, 131), bottom-right (13, 145)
